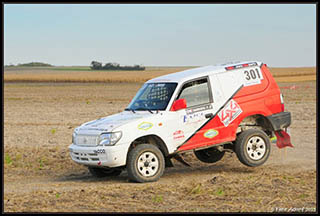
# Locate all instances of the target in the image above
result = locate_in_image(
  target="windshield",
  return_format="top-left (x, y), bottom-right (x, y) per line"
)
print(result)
top-left (126, 83), bottom-right (178, 111)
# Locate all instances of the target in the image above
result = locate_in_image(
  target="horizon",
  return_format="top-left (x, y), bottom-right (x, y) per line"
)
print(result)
top-left (4, 62), bottom-right (316, 68)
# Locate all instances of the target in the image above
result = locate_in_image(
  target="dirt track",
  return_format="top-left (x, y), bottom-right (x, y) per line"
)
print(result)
top-left (3, 81), bottom-right (317, 212)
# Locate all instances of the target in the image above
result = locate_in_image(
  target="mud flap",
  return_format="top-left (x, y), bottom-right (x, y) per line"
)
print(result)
top-left (274, 129), bottom-right (293, 149)
top-left (165, 158), bottom-right (174, 167)
top-left (173, 154), bottom-right (191, 167)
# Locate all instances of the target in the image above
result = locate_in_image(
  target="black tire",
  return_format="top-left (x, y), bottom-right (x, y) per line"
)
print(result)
top-left (88, 167), bottom-right (122, 178)
top-left (194, 147), bottom-right (225, 163)
top-left (127, 144), bottom-right (165, 183)
top-left (234, 129), bottom-right (271, 167)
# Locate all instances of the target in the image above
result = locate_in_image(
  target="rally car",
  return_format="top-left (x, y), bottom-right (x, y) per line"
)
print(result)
top-left (69, 61), bottom-right (292, 183)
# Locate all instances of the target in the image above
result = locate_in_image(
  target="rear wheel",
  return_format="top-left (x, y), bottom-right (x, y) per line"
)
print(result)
top-left (194, 147), bottom-right (225, 163)
top-left (88, 167), bottom-right (122, 178)
top-left (234, 129), bottom-right (271, 167)
top-left (127, 144), bottom-right (165, 183)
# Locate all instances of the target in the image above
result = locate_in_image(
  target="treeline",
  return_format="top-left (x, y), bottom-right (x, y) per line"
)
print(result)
top-left (5, 62), bottom-right (53, 67)
top-left (90, 61), bottom-right (145, 71)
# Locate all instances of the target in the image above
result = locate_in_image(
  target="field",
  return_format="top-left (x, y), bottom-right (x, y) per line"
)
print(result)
top-left (4, 66), bottom-right (316, 83)
top-left (3, 66), bottom-right (317, 212)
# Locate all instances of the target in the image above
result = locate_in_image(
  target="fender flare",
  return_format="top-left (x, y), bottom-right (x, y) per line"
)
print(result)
top-left (128, 134), bottom-right (169, 157)
top-left (234, 112), bottom-right (274, 134)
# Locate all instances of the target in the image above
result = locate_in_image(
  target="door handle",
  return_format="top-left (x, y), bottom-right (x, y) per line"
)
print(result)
top-left (205, 113), bottom-right (214, 119)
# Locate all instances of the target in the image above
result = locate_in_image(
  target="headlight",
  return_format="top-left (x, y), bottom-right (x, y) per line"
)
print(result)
top-left (72, 131), bottom-right (77, 144)
top-left (98, 131), bottom-right (122, 146)
top-left (72, 128), bottom-right (80, 144)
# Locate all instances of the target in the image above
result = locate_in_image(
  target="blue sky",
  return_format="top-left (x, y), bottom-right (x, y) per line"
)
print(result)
top-left (4, 4), bottom-right (316, 67)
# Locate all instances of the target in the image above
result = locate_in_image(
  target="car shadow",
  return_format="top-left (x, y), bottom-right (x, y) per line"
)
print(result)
top-left (54, 171), bottom-right (130, 183)
top-left (164, 163), bottom-right (256, 176)
top-left (54, 159), bottom-right (258, 184)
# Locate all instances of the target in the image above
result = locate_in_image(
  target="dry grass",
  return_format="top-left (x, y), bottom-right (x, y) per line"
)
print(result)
top-left (3, 67), bottom-right (191, 83)
top-left (4, 67), bottom-right (316, 83)
top-left (3, 71), bottom-right (165, 83)
top-left (3, 81), bottom-right (316, 212)
top-left (4, 145), bottom-right (317, 212)
top-left (3, 144), bottom-right (317, 212)
top-left (274, 75), bottom-right (316, 83)
top-left (270, 67), bottom-right (316, 82)
top-left (269, 67), bottom-right (316, 77)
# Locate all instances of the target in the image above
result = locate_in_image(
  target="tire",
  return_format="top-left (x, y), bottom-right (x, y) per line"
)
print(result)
top-left (234, 129), bottom-right (271, 167)
top-left (194, 147), bottom-right (225, 163)
top-left (127, 144), bottom-right (165, 183)
top-left (88, 167), bottom-right (122, 178)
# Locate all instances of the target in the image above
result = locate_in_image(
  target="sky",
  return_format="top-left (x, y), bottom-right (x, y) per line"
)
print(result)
top-left (4, 4), bottom-right (317, 67)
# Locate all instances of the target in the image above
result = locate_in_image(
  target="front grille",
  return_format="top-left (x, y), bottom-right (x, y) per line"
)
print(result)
top-left (71, 151), bottom-right (100, 162)
top-left (75, 134), bottom-right (98, 146)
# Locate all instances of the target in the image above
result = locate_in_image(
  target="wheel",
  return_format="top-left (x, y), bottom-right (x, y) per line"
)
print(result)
top-left (234, 129), bottom-right (271, 167)
top-left (88, 167), bottom-right (122, 178)
top-left (194, 147), bottom-right (225, 163)
top-left (127, 144), bottom-right (165, 183)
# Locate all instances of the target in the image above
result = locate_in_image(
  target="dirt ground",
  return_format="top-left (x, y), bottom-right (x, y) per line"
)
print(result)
top-left (3, 81), bottom-right (317, 212)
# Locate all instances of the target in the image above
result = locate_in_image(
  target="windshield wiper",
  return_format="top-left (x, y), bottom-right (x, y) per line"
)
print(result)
top-left (124, 108), bottom-right (135, 113)
top-left (146, 109), bottom-right (154, 114)
top-left (135, 107), bottom-right (154, 114)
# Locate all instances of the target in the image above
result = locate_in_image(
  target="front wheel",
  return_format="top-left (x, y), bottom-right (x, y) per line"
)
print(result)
top-left (127, 144), bottom-right (165, 183)
top-left (234, 129), bottom-right (271, 167)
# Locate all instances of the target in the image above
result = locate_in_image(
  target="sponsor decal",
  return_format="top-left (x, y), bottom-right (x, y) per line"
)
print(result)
top-left (183, 112), bottom-right (205, 124)
top-left (155, 83), bottom-right (166, 87)
top-left (93, 149), bottom-right (106, 154)
top-left (224, 63), bottom-right (263, 87)
top-left (225, 62), bottom-right (258, 70)
top-left (218, 99), bottom-right (243, 127)
top-left (242, 67), bottom-right (264, 87)
top-left (186, 104), bottom-right (212, 115)
top-left (173, 130), bottom-right (185, 140)
top-left (138, 122), bottom-right (153, 130)
top-left (204, 129), bottom-right (219, 139)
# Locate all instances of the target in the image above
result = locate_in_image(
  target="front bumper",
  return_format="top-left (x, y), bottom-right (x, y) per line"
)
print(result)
top-left (68, 143), bottom-right (128, 168)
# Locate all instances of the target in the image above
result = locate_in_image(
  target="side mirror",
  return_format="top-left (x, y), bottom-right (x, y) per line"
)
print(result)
top-left (171, 99), bottom-right (187, 111)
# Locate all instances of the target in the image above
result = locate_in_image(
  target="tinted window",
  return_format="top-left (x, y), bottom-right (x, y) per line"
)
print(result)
top-left (177, 78), bottom-right (210, 107)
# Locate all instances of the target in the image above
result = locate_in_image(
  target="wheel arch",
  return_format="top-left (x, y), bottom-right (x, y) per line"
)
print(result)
top-left (236, 113), bottom-right (274, 136)
top-left (127, 134), bottom-right (169, 157)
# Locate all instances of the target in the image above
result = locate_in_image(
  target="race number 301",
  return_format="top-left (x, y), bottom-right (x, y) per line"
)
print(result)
top-left (243, 67), bottom-right (263, 86)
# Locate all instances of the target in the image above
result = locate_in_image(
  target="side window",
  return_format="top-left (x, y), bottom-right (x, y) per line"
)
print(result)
top-left (177, 78), bottom-right (211, 107)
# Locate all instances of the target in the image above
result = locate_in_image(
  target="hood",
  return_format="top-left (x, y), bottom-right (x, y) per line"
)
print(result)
top-left (78, 111), bottom-right (150, 132)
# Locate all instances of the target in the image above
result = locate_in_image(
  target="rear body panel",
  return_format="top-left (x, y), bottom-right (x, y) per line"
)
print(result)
top-left (177, 64), bottom-right (290, 152)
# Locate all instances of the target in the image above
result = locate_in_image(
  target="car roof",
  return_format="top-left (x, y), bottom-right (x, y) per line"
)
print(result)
top-left (147, 61), bottom-right (263, 84)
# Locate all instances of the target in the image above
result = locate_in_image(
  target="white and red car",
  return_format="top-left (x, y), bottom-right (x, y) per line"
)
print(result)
top-left (69, 61), bottom-right (292, 183)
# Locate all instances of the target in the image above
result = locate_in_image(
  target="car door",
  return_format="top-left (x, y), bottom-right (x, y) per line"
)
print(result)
top-left (177, 70), bottom-right (245, 151)
top-left (168, 76), bottom-right (216, 150)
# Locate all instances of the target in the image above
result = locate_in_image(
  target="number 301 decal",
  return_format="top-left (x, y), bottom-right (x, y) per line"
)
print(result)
top-left (243, 67), bottom-right (263, 86)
